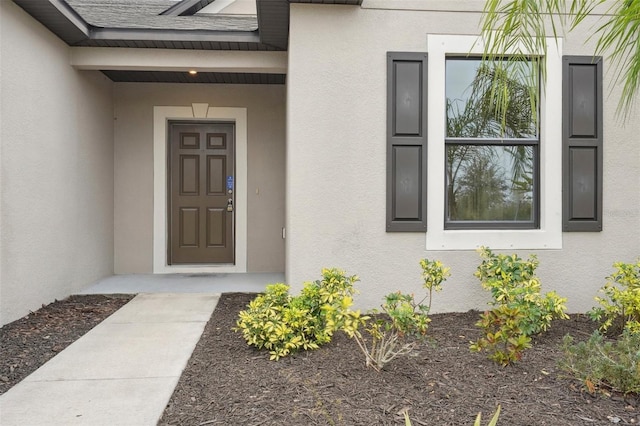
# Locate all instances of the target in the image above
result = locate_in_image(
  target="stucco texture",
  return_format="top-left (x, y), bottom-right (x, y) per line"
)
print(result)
top-left (1, 2), bottom-right (115, 325)
top-left (286, 4), bottom-right (640, 313)
top-left (113, 83), bottom-right (285, 274)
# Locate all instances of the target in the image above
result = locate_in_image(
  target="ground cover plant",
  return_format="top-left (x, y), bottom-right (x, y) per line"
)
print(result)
top-left (560, 260), bottom-right (640, 397)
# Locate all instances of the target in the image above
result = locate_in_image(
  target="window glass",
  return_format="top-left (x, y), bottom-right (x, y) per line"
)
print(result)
top-left (445, 58), bottom-right (538, 228)
top-left (446, 145), bottom-right (534, 222)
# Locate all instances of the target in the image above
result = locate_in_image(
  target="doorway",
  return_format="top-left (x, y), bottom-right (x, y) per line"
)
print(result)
top-left (167, 121), bottom-right (235, 264)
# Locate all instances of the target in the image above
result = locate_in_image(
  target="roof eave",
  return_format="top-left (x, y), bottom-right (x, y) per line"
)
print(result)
top-left (13, 0), bottom-right (90, 44)
top-left (13, 0), bottom-right (362, 51)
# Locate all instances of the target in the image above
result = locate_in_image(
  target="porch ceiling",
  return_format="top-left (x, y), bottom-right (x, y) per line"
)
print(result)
top-left (101, 70), bottom-right (285, 84)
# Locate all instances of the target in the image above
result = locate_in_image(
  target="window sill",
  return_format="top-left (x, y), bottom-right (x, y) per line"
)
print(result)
top-left (425, 227), bottom-right (562, 251)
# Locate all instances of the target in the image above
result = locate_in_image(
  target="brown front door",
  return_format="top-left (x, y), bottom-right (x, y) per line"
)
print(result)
top-left (168, 122), bottom-right (235, 264)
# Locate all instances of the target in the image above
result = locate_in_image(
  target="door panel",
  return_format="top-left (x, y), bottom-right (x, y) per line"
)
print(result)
top-left (206, 208), bottom-right (226, 247)
top-left (179, 208), bottom-right (199, 247)
top-left (207, 156), bottom-right (226, 194)
top-left (169, 122), bottom-right (235, 264)
top-left (180, 156), bottom-right (199, 195)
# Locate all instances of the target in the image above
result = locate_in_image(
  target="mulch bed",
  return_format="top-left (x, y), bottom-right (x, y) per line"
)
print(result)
top-left (2, 293), bottom-right (638, 425)
top-left (0, 294), bottom-right (133, 395)
top-left (160, 293), bottom-right (640, 426)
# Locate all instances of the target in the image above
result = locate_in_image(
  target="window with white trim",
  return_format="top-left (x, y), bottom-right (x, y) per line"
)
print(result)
top-left (445, 57), bottom-right (539, 230)
top-left (425, 35), bottom-right (562, 250)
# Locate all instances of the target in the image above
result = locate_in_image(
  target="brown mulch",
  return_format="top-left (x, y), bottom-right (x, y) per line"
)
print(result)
top-left (0, 294), bottom-right (133, 395)
top-left (160, 293), bottom-right (640, 426)
top-left (2, 293), bottom-right (638, 425)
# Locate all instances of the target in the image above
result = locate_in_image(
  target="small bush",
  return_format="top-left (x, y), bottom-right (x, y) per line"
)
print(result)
top-left (235, 268), bottom-right (364, 360)
top-left (588, 259), bottom-right (640, 335)
top-left (560, 330), bottom-right (640, 395)
top-left (470, 305), bottom-right (532, 365)
top-left (470, 247), bottom-right (568, 365)
top-left (347, 259), bottom-right (450, 371)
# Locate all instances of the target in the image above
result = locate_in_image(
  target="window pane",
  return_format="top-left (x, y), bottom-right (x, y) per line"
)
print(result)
top-left (446, 59), bottom-right (537, 139)
top-left (446, 145), bottom-right (535, 222)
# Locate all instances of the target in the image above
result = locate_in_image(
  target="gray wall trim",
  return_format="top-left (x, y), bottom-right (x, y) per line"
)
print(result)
top-left (562, 55), bottom-right (604, 232)
top-left (386, 52), bottom-right (428, 232)
top-left (160, 0), bottom-right (216, 16)
top-left (90, 27), bottom-right (260, 44)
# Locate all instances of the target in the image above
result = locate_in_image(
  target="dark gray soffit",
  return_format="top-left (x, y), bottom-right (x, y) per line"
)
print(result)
top-left (256, 0), bottom-right (289, 50)
top-left (77, 38), bottom-right (274, 50)
top-left (256, 0), bottom-right (363, 50)
top-left (102, 70), bottom-right (286, 84)
top-left (11, 0), bottom-right (90, 45)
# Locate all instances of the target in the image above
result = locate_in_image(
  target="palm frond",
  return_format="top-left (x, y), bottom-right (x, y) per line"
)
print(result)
top-left (478, 0), bottom-right (640, 123)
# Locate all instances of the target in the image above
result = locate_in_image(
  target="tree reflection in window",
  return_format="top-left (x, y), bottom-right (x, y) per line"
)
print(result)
top-left (445, 58), bottom-right (538, 228)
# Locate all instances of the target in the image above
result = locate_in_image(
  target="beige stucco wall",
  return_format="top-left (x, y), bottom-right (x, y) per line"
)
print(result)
top-left (287, 4), bottom-right (640, 312)
top-left (113, 83), bottom-right (285, 273)
top-left (0, 3), bottom-right (115, 325)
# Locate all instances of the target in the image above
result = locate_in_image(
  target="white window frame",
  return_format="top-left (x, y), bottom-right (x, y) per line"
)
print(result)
top-left (426, 34), bottom-right (563, 250)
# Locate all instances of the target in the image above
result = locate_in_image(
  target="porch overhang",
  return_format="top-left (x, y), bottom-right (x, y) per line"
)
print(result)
top-left (13, 0), bottom-right (363, 52)
top-left (71, 47), bottom-right (288, 84)
top-left (71, 48), bottom-right (287, 74)
top-left (12, 0), bottom-right (360, 82)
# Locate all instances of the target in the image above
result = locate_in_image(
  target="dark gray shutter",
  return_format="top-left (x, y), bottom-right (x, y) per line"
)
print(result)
top-left (562, 56), bottom-right (603, 232)
top-left (386, 52), bottom-right (428, 232)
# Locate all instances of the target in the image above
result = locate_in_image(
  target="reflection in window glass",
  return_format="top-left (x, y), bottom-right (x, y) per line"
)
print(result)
top-left (446, 145), bottom-right (534, 222)
top-left (446, 59), bottom-right (537, 139)
top-left (445, 58), bottom-right (539, 228)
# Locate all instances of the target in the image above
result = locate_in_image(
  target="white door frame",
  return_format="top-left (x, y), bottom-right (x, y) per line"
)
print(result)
top-left (153, 104), bottom-right (248, 273)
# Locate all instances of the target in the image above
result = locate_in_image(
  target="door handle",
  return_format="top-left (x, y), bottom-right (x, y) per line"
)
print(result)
top-left (226, 198), bottom-right (234, 212)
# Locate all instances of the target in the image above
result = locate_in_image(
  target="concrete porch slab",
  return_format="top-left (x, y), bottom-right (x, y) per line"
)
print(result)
top-left (78, 272), bottom-right (283, 295)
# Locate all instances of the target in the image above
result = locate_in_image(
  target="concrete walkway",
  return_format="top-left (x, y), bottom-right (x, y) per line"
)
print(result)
top-left (0, 293), bottom-right (220, 426)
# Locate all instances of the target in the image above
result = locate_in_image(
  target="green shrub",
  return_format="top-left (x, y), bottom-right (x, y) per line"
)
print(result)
top-left (470, 247), bottom-right (568, 365)
top-left (588, 259), bottom-right (640, 335)
top-left (235, 268), bottom-right (364, 360)
top-left (347, 259), bottom-right (450, 371)
top-left (470, 305), bottom-right (532, 365)
top-left (560, 330), bottom-right (640, 395)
